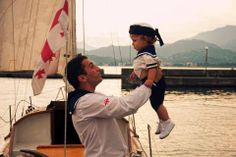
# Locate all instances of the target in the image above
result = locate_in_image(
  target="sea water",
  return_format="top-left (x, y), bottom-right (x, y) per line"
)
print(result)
top-left (0, 77), bottom-right (236, 157)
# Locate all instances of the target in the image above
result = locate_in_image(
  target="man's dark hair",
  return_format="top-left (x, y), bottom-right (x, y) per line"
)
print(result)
top-left (66, 54), bottom-right (88, 89)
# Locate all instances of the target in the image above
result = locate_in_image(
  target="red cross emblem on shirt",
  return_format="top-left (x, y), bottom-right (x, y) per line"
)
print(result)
top-left (104, 98), bottom-right (110, 106)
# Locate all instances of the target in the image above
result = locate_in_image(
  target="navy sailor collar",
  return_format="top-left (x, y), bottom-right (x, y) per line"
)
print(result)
top-left (67, 88), bottom-right (92, 114)
top-left (135, 45), bottom-right (157, 59)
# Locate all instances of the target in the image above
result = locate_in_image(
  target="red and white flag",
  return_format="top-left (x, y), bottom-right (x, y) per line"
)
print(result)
top-left (32, 0), bottom-right (68, 95)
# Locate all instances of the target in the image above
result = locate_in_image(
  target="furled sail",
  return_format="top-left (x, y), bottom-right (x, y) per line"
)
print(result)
top-left (0, 0), bottom-right (76, 73)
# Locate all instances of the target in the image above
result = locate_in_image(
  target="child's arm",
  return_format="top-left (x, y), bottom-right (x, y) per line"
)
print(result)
top-left (144, 68), bottom-right (157, 88)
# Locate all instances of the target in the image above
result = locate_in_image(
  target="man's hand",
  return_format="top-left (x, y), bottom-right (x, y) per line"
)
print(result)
top-left (144, 79), bottom-right (153, 88)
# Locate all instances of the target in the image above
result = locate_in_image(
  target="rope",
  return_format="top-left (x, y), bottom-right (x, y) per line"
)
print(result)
top-left (127, 99), bottom-right (164, 156)
top-left (0, 84), bottom-right (66, 125)
top-left (27, 0), bottom-right (40, 69)
top-left (0, 116), bottom-right (9, 123)
top-left (18, 0), bottom-right (31, 70)
top-left (0, 0), bottom-right (17, 24)
top-left (117, 34), bottom-right (123, 66)
top-left (10, 0), bottom-right (16, 123)
top-left (111, 33), bottom-right (117, 66)
top-left (128, 115), bottom-right (148, 157)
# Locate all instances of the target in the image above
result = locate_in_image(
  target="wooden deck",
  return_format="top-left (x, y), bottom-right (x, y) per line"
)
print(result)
top-left (37, 144), bottom-right (84, 157)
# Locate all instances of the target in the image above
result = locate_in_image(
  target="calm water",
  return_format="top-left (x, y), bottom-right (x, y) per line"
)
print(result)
top-left (0, 77), bottom-right (236, 157)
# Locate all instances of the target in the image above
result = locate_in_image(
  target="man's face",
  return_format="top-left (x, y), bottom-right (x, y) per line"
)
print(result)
top-left (81, 59), bottom-right (102, 86)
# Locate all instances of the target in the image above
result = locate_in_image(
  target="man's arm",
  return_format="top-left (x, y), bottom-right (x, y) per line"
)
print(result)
top-left (76, 85), bottom-right (151, 119)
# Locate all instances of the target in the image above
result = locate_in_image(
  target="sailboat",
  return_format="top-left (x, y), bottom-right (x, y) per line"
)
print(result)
top-left (0, 0), bottom-right (145, 157)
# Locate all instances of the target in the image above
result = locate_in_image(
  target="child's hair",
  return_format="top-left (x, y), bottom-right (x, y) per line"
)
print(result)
top-left (129, 23), bottom-right (164, 46)
top-left (141, 35), bottom-right (157, 45)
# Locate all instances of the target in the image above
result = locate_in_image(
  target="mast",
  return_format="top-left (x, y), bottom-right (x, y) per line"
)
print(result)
top-left (64, 0), bottom-right (77, 156)
top-left (117, 35), bottom-right (123, 66)
top-left (82, 0), bottom-right (85, 54)
top-left (111, 33), bottom-right (117, 66)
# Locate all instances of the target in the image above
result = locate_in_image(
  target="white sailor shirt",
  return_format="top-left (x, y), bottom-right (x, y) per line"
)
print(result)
top-left (133, 45), bottom-right (161, 79)
top-left (72, 85), bottom-right (151, 157)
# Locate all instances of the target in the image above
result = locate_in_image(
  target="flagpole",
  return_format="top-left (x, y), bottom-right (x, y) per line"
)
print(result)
top-left (64, 51), bottom-right (69, 157)
top-left (63, 0), bottom-right (72, 156)
top-left (82, 0), bottom-right (85, 54)
top-left (64, 49), bottom-right (69, 157)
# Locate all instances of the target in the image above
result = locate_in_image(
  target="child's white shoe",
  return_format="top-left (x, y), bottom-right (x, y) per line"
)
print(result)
top-left (155, 121), bottom-right (162, 134)
top-left (159, 119), bottom-right (175, 139)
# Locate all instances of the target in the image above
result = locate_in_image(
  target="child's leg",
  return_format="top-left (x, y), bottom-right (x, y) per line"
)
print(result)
top-left (150, 77), bottom-right (167, 120)
top-left (150, 77), bottom-right (174, 138)
top-left (156, 104), bottom-right (175, 139)
top-left (157, 104), bottom-right (169, 121)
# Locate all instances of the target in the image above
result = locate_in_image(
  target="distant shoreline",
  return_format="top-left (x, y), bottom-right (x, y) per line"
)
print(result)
top-left (1, 67), bottom-right (235, 88)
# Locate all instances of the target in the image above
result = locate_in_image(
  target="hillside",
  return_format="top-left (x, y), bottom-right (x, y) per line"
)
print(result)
top-left (159, 39), bottom-right (236, 66)
top-left (192, 25), bottom-right (236, 52)
top-left (78, 25), bottom-right (236, 67)
top-left (80, 40), bottom-right (236, 67)
top-left (84, 45), bottom-right (137, 66)
top-left (77, 42), bottom-right (97, 51)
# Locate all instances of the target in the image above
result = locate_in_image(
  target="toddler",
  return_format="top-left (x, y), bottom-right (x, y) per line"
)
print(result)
top-left (129, 23), bottom-right (175, 139)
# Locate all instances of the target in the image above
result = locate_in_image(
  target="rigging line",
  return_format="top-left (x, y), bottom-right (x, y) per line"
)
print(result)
top-left (0, 116), bottom-right (10, 123)
top-left (110, 33), bottom-right (117, 66)
top-left (0, 0), bottom-right (17, 24)
top-left (11, 99), bottom-right (36, 123)
top-left (11, 0), bottom-right (17, 123)
top-left (55, 86), bottom-right (66, 101)
top-left (6, 1), bottom-right (29, 121)
top-left (82, 0), bottom-right (86, 54)
top-left (24, 0), bottom-right (40, 101)
top-left (0, 106), bottom-right (12, 118)
top-left (27, 0), bottom-right (40, 69)
top-left (0, 99), bottom-right (43, 125)
top-left (128, 115), bottom-right (148, 157)
top-left (63, 0), bottom-right (76, 155)
top-left (129, 45), bottom-right (132, 65)
top-left (23, 1), bottom-right (61, 101)
top-left (14, 1), bottom-right (30, 70)
top-left (128, 111), bottom-right (150, 157)
top-left (151, 133), bottom-right (160, 155)
top-left (17, 1), bottom-right (35, 103)
top-left (71, 0), bottom-right (77, 56)
top-left (28, 0), bottom-right (59, 68)
top-left (136, 130), bottom-right (153, 156)
top-left (116, 34), bottom-right (123, 66)
top-left (64, 30), bottom-right (68, 157)
top-left (134, 139), bottom-right (148, 157)
top-left (19, 0), bottom-right (33, 70)
top-left (11, 1), bottom-right (30, 113)
top-left (0, 106), bottom-right (12, 123)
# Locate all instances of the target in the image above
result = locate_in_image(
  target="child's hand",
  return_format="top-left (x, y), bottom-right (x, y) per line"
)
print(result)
top-left (129, 71), bottom-right (137, 81)
top-left (144, 79), bottom-right (153, 88)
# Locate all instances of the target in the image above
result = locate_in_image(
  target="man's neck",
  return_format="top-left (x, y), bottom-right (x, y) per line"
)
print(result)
top-left (79, 84), bottom-right (95, 93)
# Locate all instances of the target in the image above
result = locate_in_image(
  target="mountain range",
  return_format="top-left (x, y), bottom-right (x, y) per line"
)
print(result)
top-left (78, 25), bottom-right (236, 67)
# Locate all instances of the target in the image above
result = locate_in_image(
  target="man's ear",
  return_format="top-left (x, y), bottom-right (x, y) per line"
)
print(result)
top-left (78, 75), bottom-right (87, 82)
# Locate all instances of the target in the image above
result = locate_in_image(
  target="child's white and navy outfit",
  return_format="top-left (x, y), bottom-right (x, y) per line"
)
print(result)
top-left (130, 23), bottom-right (175, 139)
top-left (133, 44), bottom-right (166, 111)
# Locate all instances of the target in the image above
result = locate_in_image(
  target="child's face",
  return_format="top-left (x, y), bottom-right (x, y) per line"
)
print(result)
top-left (130, 34), bottom-right (148, 51)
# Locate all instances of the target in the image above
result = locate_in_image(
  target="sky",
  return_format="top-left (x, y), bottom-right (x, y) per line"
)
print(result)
top-left (76, 0), bottom-right (236, 48)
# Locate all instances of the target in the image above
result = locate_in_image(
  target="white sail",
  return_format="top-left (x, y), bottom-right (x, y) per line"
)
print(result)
top-left (0, 0), bottom-right (76, 72)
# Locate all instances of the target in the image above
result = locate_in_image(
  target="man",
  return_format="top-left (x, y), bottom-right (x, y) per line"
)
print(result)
top-left (66, 54), bottom-right (151, 157)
